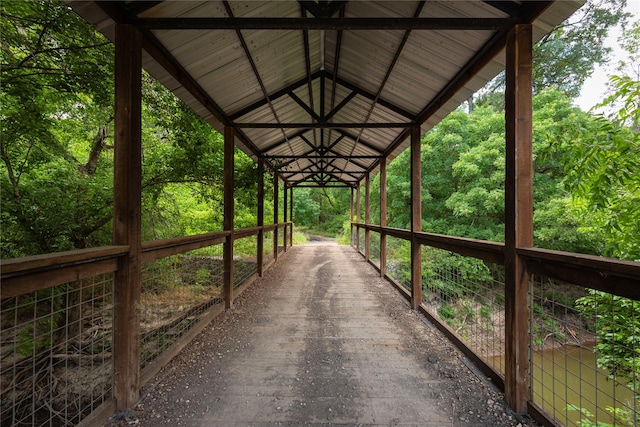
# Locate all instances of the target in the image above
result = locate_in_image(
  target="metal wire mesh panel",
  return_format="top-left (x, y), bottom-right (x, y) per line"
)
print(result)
top-left (1, 274), bottom-right (114, 426)
top-left (385, 236), bottom-right (411, 292)
top-left (359, 229), bottom-right (365, 256)
top-left (351, 226), bottom-right (357, 247)
top-left (233, 236), bottom-right (258, 290)
top-left (277, 227), bottom-right (285, 254)
top-left (369, 231), bottom-right (381, 268)
top-left (263, 230), bottom-right (275, 268)
top-left (530, 277), bottom-right (638, 427)
top-left (420, 246), bottom-right (505, 375)
top-left (140, 245), bottom-right (224, 369)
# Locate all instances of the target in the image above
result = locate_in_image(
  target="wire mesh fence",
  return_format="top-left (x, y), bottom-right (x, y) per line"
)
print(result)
top-left (140, 245), bottom-right (224, 369)
top-left (420, 246), bottom-right (506, 375)
top-left (529, 276), bottom-right (638, 427)
top-left (233, 235), bottom-right (259, 290)
top-left (359, 229), bottom-right (366, 256)
top-left (277, 227), bottom-right (285, 254)
top-left (385, 236), bottom-right (411, 292)
top-left (369, 231), bottom-right (381, 268)
top-left (1, 274), bottom-right (114, 426)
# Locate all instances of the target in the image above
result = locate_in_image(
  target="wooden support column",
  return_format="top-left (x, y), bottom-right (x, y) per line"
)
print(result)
top-left (365, 172), bottom-right (371, 261)
top-left (289, 186), bottom-right (294, 246)
top-left (410, 126), bottom-right (422, 310)
top-left (223, 126), bottom-right (235, 309)
top-left (273, 172), bottom-right (279, 261)
top-left (380, 157), bottom-right (388, 277)
top-left (355, 183), bottom-right (361, 252)
top-left (283, 184), bottom-right (288, 252)
top-left (113, 24), bottom-right (142, 410)
top-left (504, 24), bottom-right (533, 414)
top-left (350, 187), bottom-right (355, 246)
top-left (257, 158), bottom-right (264, 276)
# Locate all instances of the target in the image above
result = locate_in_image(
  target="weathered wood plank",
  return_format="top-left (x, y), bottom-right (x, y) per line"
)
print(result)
top-left (410, 126), bottom-right (422, 310)
top-left (223, 126), bottom-right (235, 309)
top-left (504, 24), bottom-right (533, 413)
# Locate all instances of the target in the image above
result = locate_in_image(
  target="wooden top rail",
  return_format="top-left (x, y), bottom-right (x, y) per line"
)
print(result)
top-left (141, 231), bottom-right (230, 263)
top-left (1, 246), bottom-right (129, 299)
top-left (1, 245), bottom-right (129, 276)
top-left (518, 247), bottom-right (640, 300)
top-left (354, 222), bottom-right (640, 300)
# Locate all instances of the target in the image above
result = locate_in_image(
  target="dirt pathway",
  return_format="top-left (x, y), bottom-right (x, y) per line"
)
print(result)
top-left (110, 242), bottom-right (536, 426)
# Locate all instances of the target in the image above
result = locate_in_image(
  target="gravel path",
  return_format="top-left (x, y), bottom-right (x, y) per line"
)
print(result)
top-left (108, 240), bottom-right (537, 426)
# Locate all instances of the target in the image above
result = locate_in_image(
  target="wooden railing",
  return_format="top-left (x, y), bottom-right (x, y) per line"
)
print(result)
top-left (0, 222), bottom-right (293, 427)
top-left (352, 221), bottom-right (640, 426)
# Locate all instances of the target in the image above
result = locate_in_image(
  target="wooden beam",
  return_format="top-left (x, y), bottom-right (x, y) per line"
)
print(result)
top-left (379, 156), bottom-right (387, 277)
top-left (410, 126), bottom-right (422, 310)
top-left (365, 172), bottom-right (371, 261)
top-left (283, 184), bottom-right (289, 252)
top-left (289, 186), bottom-right (294, 246)
top-left (504, 24), bottom-right (533, 414)
top-left (135, 17), bottom-right (518, 30)
top-left (113, 24), bottom-right (142, 411)
top-left (356, 183), bottom-right (361, 252)
top-left (273, 172), bottom-right (279, 261)
top-left (257, 158), bottom-right (265, 276)
top-left (350, 187), bottom-right (355, 246)
top-left (233, 122), bottom-right (413, 129)
top-left (223, 126), bottom-right (235, 309)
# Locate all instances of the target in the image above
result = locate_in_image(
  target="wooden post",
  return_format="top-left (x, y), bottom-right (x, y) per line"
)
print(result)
top-left (257, 158), bottom-right (264, 276)
top-left (289, 186), bottom-right (294, 246)
top-left (223, 126), bottom-right (235, 309)
top-left (350, 187), bottom-right (354, 246)
top-left (380, 157), bottom-right (387, 277)
top-left (273, 172), bottom-right (279, 261)
top-left (410, 126), bottom-right (422, 310)
top-left (283, 183), bottom-right (288, 252)
top-left (356, 183), bottom-right (361, 252)
top-left (113, 24), bottom-right (142, 410)
top-left (365, 172), bottom-right (371, 261)
top-left (504, 24), bottom-right (533, 413)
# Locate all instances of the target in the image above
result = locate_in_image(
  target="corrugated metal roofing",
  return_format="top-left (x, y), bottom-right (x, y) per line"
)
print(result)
top-left (68, 0), bottom-right (584, 187)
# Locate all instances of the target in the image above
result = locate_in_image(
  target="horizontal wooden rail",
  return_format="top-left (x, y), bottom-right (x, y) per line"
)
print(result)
top-left (518, 247), bottom-right (640, 300)
top-left (141, 231), bottom-right (229, 263)
top-left (416, 231), bottom-right (504, 265)
top-left (354, 221), bottom-right (640, 301)
top-left (1, 246), bottom-right (129, 299)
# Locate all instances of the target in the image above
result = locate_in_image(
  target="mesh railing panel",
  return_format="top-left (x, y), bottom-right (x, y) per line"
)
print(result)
top-left (385, 236), bottom-right (411, 292)
top-left (369, 231), bottom-right (381, 268)
top-left (420, 247), bottom-right (505, 375)
top-left (1, 274), bottom-right (114, 426)
top-left (233, 235), bottom-right (258, 289)
top-left (140, 245), bottom-right (224, 369)
top-left (530, 277), bottom-right (638, 427)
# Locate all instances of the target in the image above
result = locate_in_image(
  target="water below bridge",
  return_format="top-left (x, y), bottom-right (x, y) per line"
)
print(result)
top-left (109, 239), bottom-right (534, 426)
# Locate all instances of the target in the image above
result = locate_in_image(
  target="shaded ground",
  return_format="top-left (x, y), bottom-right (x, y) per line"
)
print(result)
top-left (108, 241), bottom-right (537, 426)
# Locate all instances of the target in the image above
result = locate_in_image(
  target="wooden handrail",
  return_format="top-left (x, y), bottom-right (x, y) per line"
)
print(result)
top-left (518, 247), bottom-right (640, 299)
top-left (1, 246), bottom-right (129, 299)
top-left (1, 245), bottom-right (128, 276)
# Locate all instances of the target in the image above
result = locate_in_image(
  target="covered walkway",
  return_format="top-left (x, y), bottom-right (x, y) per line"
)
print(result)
top-left (120, 240), bottom-right (523, 426)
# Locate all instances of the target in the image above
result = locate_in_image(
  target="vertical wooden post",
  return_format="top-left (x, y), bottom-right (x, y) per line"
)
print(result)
top-left (410, 126), bottom-right (422, 310)
top-left (355, 183), bottom-right (361, 252)
top-left (113, 24), bottom-right (142, 410)
top-left (350, 187), bottom-right (354, 246)
top-left (223, 126), bottom-right (235, 309)
top-left (273, 172), bottom-right (279, 261)
top-left (504, 24), bottom-right (533, 414)
top-left (283, 184), bottom-right (288, 252)
top-left (257, 158), bottom-right (264, 276)
top-left (365, 172), bottom-right (371, 261)
top-left (289, 186), bottom-right (294, 246)
top-left (380, 157), bottom-right (387, 277)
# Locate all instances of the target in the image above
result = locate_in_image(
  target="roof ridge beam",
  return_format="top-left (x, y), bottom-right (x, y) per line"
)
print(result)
top-left (135, 17), bottom-right (518, 31)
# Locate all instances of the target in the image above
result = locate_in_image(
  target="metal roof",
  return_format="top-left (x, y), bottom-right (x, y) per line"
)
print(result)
top-left (68, 0), bottom-right (584, 187)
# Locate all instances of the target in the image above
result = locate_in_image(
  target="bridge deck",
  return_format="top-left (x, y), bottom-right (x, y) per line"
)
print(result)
top-left (125, 240), bottom-right (525, 426)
